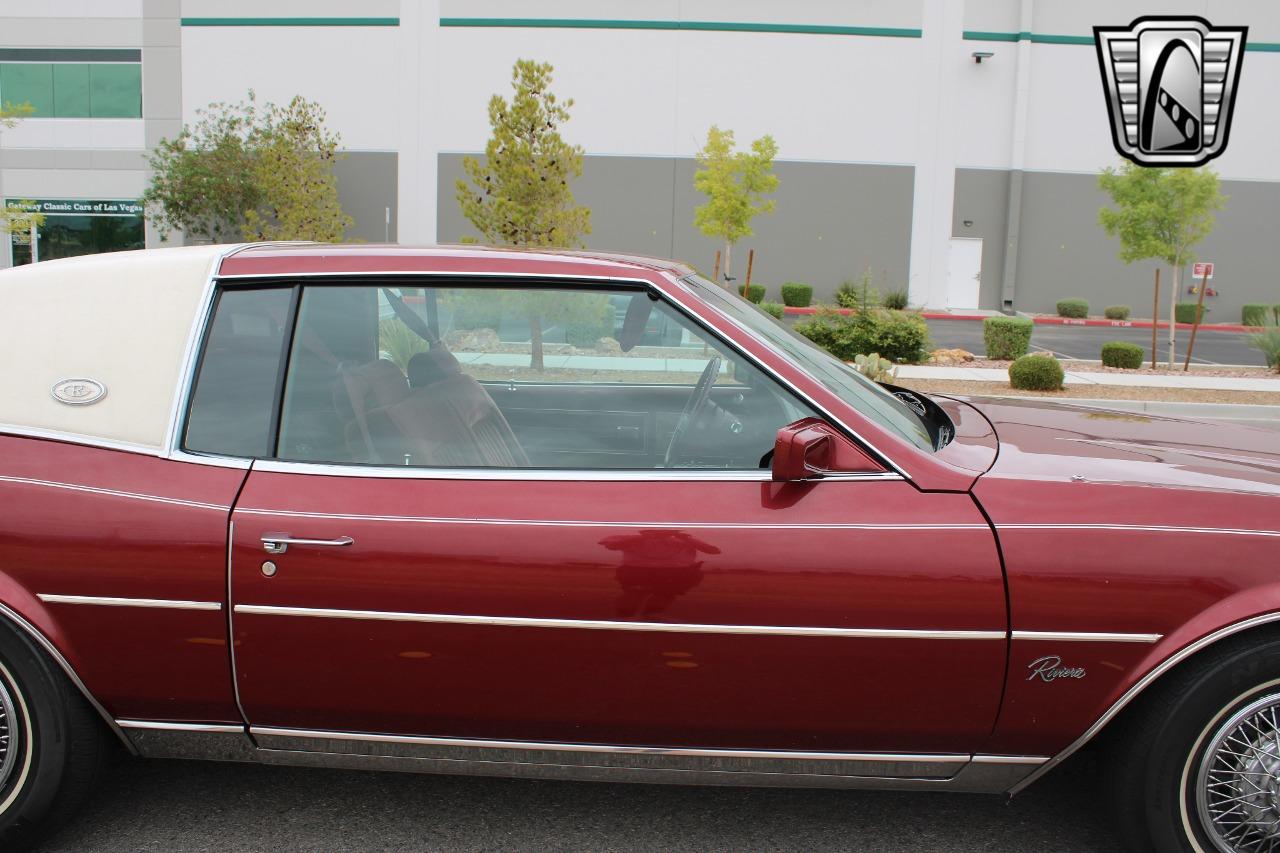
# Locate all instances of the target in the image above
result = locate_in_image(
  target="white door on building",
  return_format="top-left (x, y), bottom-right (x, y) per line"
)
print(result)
top-left (946, 238), bottom-right (983, 310)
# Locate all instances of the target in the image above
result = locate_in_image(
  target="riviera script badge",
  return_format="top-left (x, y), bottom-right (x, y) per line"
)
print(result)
top-left (1027, 655), bottom-right (1087, 683)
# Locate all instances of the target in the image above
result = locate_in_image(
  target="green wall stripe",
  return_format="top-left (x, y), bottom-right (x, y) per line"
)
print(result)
top-left (963, 30), bottom-right (1091, 45)
top-left (440, 18), bottom-right (921, 38)
top-left (180, 17), bottom-right (399, 27)
top-left (964, 30), bottom-right (1280, 51)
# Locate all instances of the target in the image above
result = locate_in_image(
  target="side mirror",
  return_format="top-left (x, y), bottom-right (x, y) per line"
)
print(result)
top-left (772, 420), bottom-right (834, 481)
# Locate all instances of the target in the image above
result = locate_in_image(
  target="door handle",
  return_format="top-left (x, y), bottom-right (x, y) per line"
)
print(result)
top-left (261, 534), bottom-right (354, 555)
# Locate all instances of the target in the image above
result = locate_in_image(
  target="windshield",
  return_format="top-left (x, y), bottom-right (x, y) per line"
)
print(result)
top-left (682, 274), bottom-right (934, 452)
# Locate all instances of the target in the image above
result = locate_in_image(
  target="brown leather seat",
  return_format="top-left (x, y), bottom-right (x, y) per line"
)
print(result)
top-left (331, 360), bottom-right (410, 462)
top-left (366, 351), bottom-right (528, 468)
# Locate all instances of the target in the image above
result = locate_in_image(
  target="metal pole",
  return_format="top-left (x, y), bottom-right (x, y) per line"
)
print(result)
top-left (1151, 268), bottom-right (1159, 370)
top-left (1182, 269), bottom-right (1210, 371)
top-left (384, 207), bottom-right (391, 243)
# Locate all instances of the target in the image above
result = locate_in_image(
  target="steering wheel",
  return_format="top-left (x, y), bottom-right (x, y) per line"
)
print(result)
top-left (664, 357), bottom-right (721, 467)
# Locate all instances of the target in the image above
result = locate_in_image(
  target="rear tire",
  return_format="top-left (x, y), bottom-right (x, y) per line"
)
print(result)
top-left (0, 619), bottom-right (111, 850)
top-left (1106, 637), bottom-right (1280, 852)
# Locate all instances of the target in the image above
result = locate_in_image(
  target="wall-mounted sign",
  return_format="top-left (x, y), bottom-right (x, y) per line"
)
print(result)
top-left (4, 198), bottom-right (143, 217)
top-left (1192, 261), bottom-right (1214, 279)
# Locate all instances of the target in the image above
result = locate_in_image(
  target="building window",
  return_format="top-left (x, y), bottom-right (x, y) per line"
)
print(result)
top-left (0, 49), bottom-right (142, 118)
top-left (5, 199), bottom-right (145, 265)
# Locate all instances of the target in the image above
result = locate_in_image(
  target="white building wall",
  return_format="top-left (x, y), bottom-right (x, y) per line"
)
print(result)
top-left (179, 28), bottom-right (401, 152)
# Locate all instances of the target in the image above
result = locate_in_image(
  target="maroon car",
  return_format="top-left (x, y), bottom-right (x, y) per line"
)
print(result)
top-left (0, 244), bottom-right (1277, 852)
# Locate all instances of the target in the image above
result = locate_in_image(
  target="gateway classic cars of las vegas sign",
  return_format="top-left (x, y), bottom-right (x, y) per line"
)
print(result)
top-left (1094, 16), bottom-right (1247, 166)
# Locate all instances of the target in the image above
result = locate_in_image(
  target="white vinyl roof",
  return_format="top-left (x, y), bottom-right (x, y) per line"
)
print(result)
top-left (0, 246), bottom-right (226, 451)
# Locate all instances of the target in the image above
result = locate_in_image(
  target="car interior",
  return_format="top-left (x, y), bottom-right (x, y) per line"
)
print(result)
top-left (270, 283), bottom-right (816, 470)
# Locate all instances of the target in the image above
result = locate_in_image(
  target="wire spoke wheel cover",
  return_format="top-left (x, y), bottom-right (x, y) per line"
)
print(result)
top-left (1196, 692), bottom-right (1280, 852)
top-left (0, 672), bottom-right (19, 794)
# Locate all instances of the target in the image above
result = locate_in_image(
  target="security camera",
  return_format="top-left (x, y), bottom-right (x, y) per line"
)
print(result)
top-left (972, 51), bottom-right (994, 64)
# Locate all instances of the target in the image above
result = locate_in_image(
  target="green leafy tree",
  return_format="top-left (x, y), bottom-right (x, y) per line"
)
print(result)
top-left (0, 100), bottom-right (33, 129)
top-left (1098, 163), bottom-right (1225, 368)
top-left (242, 96), bottom-right (351, 242)
top-left (456, 59), bottom-right (592, 369)
top-left (144, 91), bottom-right (350, 244)
top-left (693, 126), bottom-right (779, 282)
top-left (0, 102), bottom-right (37, 239)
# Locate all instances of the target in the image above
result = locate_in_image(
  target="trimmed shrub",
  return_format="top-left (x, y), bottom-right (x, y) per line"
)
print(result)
top-left (794, 308), bottom-right (930, 363)
top-left (982, 316), bottom-right (1033, 360)
top-left (858, 310), bottom-right (930, 363)
top-left (882, 289), bottom-right (909, 310)
top-left (1176, 302), bottom-right (1206, 324)
top-left (1056, 298), bottom-right (1089, 319)
top-left (1243, 304), bottom-right (1270, 326)
top-left (1009, 354), bottom-right (1065, 391)
top-left (780, 282), bottom-right (814, 307)
top-left (1101, 341), bottom-right (1144, 369)
top-left (739, 284), bottom-right (766, 304)
top-left (1104, 305), bottom-right (1131, 320)
top-left (759, 301), bottom-right (785, 319)
top-left (1250, 323), bottom-right (1280, 371)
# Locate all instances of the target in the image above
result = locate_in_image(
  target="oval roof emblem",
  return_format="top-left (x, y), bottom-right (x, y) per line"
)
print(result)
top-left (51, 378), bottom-right (107, 406)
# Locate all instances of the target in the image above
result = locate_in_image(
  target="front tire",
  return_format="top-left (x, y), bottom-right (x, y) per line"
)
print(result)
top-left (1108, 637), bottom-right (1280, 852)
top-left (0, 620), bottom-right (110, 849)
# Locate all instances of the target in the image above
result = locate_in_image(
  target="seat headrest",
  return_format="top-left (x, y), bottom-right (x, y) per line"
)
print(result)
top-left (407, 348), bottom-right (462, 388)
top-left (333, 359), bottom-right (409, 420)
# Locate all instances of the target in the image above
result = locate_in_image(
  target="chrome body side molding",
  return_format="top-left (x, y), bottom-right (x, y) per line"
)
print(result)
top-left (38, 594), bottom-right (222, 611)
top-left (1010, 611), bottom-right (1280, 794)
top-left (116, 721), bottom-right (1047, 793)
top-left (0, 602), bottom-right (135, 753)
top-left (233, 604), bottom-right (1005, 641)
top-left (1011, 630), bottom-right (1163, 644)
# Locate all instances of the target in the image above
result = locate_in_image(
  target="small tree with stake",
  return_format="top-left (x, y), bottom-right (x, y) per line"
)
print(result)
top-left (456, 59), bottom-right (592, 370)
top-left (693, 126), bottom-right (779, 284)
top-left (1098, 163), bottom-right (1224, 369)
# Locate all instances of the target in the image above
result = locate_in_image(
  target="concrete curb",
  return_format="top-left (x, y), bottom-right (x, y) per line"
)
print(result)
top-left (781, 306), bottom-right (1258, 333)
top-left (948, 394), bottom-right (1280, 422)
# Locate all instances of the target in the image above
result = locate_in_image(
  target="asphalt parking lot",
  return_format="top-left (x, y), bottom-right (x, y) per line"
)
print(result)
top-left (925, 317), bottom-right (1265, 366)
top-left (38, 751), bottom-right (1122, 852)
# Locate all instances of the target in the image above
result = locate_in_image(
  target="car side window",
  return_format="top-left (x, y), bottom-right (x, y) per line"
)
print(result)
top-left (184, 287), bottom-right (293, 458)
top-left (274, 283), bottom-right (818, 470)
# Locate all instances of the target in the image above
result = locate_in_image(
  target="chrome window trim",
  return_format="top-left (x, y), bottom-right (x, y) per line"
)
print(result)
top-left (233, 603), bottom-right (1005, 640)
top-left (38, 594), bottom-right (222, 611)
top-left (248, 458), bottom-right (902, 482)
top-left (1000, 523), bottom-right (1280, 538)
top-left (0, 475), bottom-right (230, 512)
top-left (1012, 630), bottom-right (1163, 644)
top-left (168, 448), bottom-right (254, 469)
top-left (162, 245), bottom-right (240, 457)
top-left (211, 269), bottom-right (670, 282)
top-left (234, 507), bottom-right (988, 532)
top-left (0, 601), bottom-right (135, 753)
top-left (116, 719), bottom-right (244, 734)
top-left (1010, 611), bottom-right (1280, 795)
top-left (171, 266), bottom-right (907, 481)
top-left (249, 726), bottom-right (972, 764)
